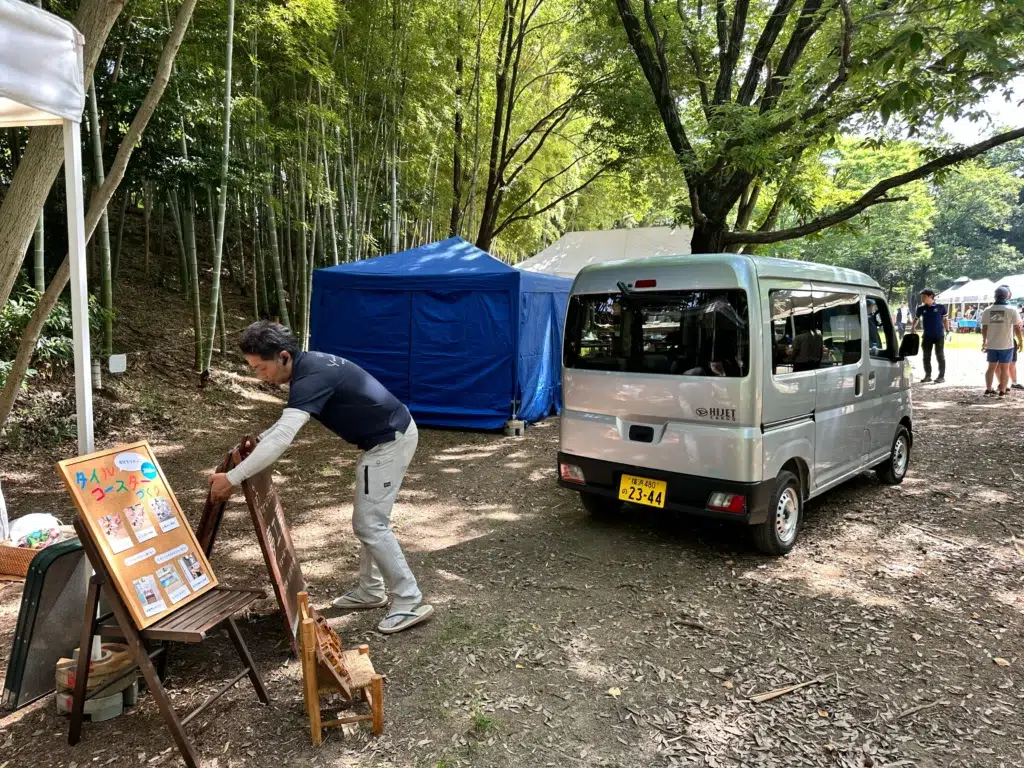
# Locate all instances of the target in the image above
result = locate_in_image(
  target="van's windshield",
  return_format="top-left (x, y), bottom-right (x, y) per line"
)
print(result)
top-left (564, 290), bottom-right (750, 377)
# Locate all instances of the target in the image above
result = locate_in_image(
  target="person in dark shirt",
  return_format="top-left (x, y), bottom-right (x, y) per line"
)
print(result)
top-left (910, 288), bottom-right (949, 383)
top-left (208, 321), bottom-right (433, 634)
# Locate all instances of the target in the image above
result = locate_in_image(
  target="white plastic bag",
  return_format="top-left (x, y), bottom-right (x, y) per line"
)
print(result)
top-left (9, 512), bottom-right (62, 548)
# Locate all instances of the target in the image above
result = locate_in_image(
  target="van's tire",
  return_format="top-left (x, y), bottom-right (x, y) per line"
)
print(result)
top-left (875, 425), bottom-right (911, 485)
top-left (752, 471), bottom-right (802, 556)
top-left (579, 491), bottom-right (621, 519)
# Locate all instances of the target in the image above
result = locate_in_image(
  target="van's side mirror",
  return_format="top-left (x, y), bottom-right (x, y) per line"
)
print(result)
top-left (898, 333), bottom-right (920, 358)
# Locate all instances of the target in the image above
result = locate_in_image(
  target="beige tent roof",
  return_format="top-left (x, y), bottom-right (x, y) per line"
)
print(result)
top-left (514, 226), bottom-right (693, 278)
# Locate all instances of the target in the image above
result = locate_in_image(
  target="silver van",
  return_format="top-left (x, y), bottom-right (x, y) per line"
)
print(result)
top-left (556, 254), bottom-right (920, 555)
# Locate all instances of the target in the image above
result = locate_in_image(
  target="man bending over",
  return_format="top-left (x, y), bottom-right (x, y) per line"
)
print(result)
top-left (208, 321), bottom-right (433, 634)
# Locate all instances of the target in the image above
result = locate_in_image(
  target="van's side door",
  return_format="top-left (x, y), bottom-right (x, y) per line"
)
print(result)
top-left (865, 295), bottom-right (903, 461)
top-left (812, 287), bottom-right (867, 487)
top-left (761, 283), bottom-right (817, 485)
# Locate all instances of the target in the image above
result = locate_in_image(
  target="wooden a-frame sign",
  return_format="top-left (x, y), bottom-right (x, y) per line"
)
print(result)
top-left (197, 437), bottom-right (306, 652)
top-left (58, 442), bottom-right (218, 629)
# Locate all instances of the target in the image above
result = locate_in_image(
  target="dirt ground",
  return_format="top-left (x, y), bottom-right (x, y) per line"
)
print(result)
top-left (2, 278), bottom-right (1024, 767)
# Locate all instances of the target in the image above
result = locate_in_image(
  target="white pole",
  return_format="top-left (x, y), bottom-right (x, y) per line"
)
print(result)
top-left (63, 119), bottom-right (94, 455)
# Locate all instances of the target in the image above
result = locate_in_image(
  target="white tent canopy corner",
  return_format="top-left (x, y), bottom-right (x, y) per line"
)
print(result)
top-left (936, 277), bottom-right (996, 306)
top-left (995, 274), bottom-right (1024, 301)
top-left (0, 0), bottom-right (91, 453)
top-left (514, 226), bottom-right (694, 278)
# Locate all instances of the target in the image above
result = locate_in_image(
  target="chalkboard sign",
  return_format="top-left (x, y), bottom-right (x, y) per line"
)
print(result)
top-left (58, 442), bottom-right (218, 629)
top-left (198, 438), bottom-right (306, 651)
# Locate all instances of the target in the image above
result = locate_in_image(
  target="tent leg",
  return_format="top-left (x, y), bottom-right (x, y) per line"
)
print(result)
top-left (63, 119), bottom-right (94, 455)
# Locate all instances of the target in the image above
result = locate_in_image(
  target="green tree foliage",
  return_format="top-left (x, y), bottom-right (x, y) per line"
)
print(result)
top-left (766, 140), bottom-right (936, 294)
top-left (930, 161), bottom-right (1024, 282)
top-left (593, 0), bottom-right (1024, 251)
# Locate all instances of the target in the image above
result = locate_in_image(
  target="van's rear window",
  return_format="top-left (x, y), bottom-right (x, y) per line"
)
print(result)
top-left (563, 290), bottom-right (750, 377)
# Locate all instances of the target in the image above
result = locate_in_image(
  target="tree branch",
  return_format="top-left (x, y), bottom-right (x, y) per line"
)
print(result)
top-left (713, 0), bottom-right (749, 104)
top-left (725, 126), bottom-right (1024, 245)
top-left (760, 0), bottom-right (827, 115)
top-left (737, 0), bottom-right (796, 106)
top-left (614, 0), bottom-right (698, 178)
top-left (677, 1), bottom-right (710, 116)
top-left (493, 160), bottom-right (618, 237)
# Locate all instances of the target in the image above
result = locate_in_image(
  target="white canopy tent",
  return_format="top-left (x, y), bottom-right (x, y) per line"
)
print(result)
top-left (0, 0), bottom-right (92, 453)
top-left (514, 226), bottom-right (693, 278)
top-left (996, 274), bottom-right (1024, 300)
top-left (936, 277), bottom-right (995, 306)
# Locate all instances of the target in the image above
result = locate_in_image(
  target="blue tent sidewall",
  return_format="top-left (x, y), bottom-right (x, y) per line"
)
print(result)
top-left (309, 237), bottom-right (571, 430)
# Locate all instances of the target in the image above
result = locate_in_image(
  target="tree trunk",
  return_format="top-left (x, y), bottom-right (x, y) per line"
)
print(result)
top-left (0, 0), bottom-right (199, 429)
top-left (143, 183), bottom-right (152, 279)
top-left (168, 190), bottom-right (189, 295)
top-left (264, 184), bottom-right (290, 326)
top-left (184, 188), bottom-right (203, 372)
top-left (201, 0), bottom-right (235, 373)
top-left (88, 85), bottom-right (114, 358)
top-left (112, 190), bottom-right (128, 281)
top-left (0, 0), bottom-right (125, 310)
top-left (336, 127), bottom-right (350, 261)
top-left (690, 218), bottom-right (729, 253)
top-left (449, 1), bottom-right (465, 237)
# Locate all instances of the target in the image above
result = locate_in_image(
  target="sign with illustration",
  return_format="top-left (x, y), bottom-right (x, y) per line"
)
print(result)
top-left (57, 441), bottom-right (218, 629)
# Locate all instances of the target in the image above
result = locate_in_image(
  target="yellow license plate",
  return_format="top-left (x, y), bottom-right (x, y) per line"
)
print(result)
top-left (618, 474), bottom-right (667, 508)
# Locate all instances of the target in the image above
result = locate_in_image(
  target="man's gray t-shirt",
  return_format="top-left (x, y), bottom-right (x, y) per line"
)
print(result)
top-left (287, 351), bottom-right (411, 450)
top-left (981, 304), bottom-right (1021, 351)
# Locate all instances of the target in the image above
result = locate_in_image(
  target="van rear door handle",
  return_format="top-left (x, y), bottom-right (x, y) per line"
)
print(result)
top-left (868, 371), bottom-right (876, 391)
top-left (855, 373), bottom-right (863, 397)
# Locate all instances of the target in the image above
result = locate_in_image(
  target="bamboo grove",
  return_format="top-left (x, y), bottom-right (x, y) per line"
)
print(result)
top-left (0, 0), bottom-right (642, 385)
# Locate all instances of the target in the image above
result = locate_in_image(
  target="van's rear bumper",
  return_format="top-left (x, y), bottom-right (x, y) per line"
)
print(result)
top-left (557, 452), bottom-right (775, 525)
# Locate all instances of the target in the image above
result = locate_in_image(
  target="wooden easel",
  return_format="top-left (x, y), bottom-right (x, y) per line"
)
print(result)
top-left (69, 518), bottom-right (269, 768)
top-left (297, 592), bottom-right (384, 744)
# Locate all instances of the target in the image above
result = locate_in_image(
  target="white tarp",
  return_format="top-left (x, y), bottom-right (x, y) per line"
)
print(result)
top-left (936, 277), bottom-right (995, 305)
top-left (996, 274), bottom-right (1024, 300)
top-left (514, 226), bottom-right (693, 278)
top-left (0, 0), bottom-right (84, 127)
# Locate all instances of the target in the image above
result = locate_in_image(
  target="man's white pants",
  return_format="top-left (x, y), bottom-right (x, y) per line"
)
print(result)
top-left (353, 419), bottom-right (421, 611)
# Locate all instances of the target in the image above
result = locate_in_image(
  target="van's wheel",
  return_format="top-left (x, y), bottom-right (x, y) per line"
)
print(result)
top-left (579, 491), bottom-right (621, 519)
top-left (875, 425), bottom-right (911, 485)
top-left (752, 471), bottom-right (802, 556)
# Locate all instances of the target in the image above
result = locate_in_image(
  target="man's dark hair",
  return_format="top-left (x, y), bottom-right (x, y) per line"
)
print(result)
top-left (239, 321), bottom-right (298, 360)
top-left (920, 289), bottom-right (935, 298)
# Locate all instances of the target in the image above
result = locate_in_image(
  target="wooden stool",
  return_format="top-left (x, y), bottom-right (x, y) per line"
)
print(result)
top-left (69, 518), bottom-right (269, 768)
top-left (298, 592), bottom-right (383, 744)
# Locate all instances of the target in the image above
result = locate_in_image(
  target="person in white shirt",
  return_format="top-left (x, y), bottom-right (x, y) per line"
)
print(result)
top-left (981, 285), bottom-right (1024, 397)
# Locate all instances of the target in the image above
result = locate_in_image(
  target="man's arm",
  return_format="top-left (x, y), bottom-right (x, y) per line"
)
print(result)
top-left (909, 308), bottom-right (919, 333)
top-left (943, 307), bottom-right (950, 333)
top-left (226, 408), bottom-right (311, 485)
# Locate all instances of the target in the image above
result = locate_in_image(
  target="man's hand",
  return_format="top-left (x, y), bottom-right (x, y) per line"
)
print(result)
top-left (208, 472), bottom-right (235, 503)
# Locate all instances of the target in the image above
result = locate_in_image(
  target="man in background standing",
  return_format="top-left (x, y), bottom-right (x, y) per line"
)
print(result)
top-left (895, 304), bottom-right (906, 340)
top-left (981, 285), bottom-right (1023, 398)
top-left (910, 289), bottom-right (949, 383)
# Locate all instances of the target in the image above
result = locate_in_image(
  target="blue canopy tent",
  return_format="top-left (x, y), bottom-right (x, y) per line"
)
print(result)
top-left (309, 237), bottom-right (571, 429)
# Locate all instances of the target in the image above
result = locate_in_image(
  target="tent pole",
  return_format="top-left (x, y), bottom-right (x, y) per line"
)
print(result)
top-left (63, 119), bottom-right (94, 455)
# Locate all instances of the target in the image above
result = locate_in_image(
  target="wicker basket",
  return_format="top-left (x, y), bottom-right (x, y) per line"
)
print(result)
top-left (0, 542), bottom-right (37, 578)
top-left (0, 525), bottom-right (76, 578)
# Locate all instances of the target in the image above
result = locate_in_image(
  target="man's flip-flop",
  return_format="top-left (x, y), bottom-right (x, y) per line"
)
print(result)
top-left (331, 591), bottom-right (388, 610)
top-left (377, 604), bottom-right (434, 634)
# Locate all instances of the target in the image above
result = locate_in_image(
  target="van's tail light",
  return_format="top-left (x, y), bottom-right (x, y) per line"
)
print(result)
top-left (707, 493), bottom-right (746, 514)
top-left (634, 279), bottom-right (657, 288)
top-left (560, 462), bottom-right (585, 484)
